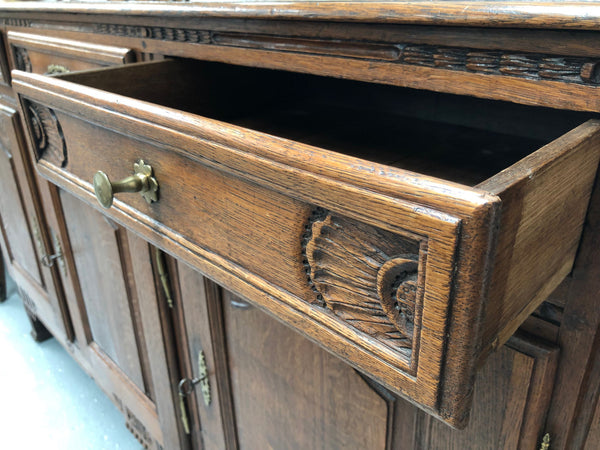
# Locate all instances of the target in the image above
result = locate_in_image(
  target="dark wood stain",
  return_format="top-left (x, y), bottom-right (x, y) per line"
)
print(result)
top-left (1, 4), bottom-right (600, 448)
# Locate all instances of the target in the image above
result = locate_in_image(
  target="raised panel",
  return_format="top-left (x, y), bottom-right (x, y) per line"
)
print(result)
top-left (222, 289), bottom-right (390, 450)
top-left (0, 103), bottom-right (73, 343)
top-left (0, 106), bottom-right (43, 286)
top-left (59, 190), bottom-right (145, 390)
top-left (176, 263), bottom-right (232, 449)
top-left (412, 333), bottom-right (558, 449)
top-left (53, 190), bottom-right (186, 449)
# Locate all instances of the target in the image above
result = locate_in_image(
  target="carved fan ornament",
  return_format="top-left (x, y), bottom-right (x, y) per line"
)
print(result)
top-left (14, 47), bottom-right (31, 73)
top-left (25, 101), bottom-right (67, 168)
top-left (302, 208), bottom-right (424, 356)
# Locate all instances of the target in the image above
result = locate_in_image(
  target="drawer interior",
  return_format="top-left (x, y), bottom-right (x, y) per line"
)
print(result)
top-left (60, 58), bottom-right (593, 186)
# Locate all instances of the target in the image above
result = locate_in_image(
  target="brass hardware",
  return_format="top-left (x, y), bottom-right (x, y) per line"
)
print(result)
top-left (30, 215), bottom-right (45, 258)
top-left (50, 228), bottom-right (66, 277)
top-left (539, 433), bottom-right (550, 450)
top-left (154, 248), bottom-right (173, 308)
top-left (39, 226), bottom-right (63, 269)
top-left (35, 221), bottom-right (65, 273)
top-left (198, 350), bottom-right (211, 407)
top-left (177, 350), bottom-right (212, 435)
top-left (45, 64), bottom-right (70, 75)
top-left (30, 216), bottom-right (66, 276)
top-left (41, 252), bottom-right (61, 268)
top-left (178, 379), bottom-right (192, 435)
top-left (93, 159), bottom-right (158, 209)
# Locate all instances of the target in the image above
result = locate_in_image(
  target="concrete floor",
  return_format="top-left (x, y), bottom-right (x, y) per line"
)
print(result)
top-left (0, 270), bottom-right (141, 449)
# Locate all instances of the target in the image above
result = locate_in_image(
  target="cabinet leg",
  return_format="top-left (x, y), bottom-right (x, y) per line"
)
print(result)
top-left (19, 289), bottom-right (52, 342)
top-left (24, 307), bottom-right (52, 343)
top-left (16, 287), bottom-right (53, 342)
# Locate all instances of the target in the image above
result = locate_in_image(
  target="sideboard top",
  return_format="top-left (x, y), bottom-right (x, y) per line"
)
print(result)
top-left (2, 2), bottom-right (600, 31)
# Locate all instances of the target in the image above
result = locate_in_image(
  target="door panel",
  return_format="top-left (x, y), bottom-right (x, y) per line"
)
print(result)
top-left (0, 103), bottom-right (71, 341)
top-left (177, 266), bottom-right (391, 449)
top-left (222, 289), bottom-right (389, 449)
top-left (60, 191), bottom-right (145, 390)
top-left (177, 262), bottom-right (232, 449)
top-left (0, 106), bottom-right (42, 286)
top-left (49, 189), bottom-right (186, 449)
top-left (393, 333), bottom-right (559, 450)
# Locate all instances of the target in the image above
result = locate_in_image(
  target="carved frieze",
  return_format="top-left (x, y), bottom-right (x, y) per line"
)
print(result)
top-left (24, 101), bottom-right (67, 168)
top-left (302, 208), bottom-right (424, 358)
top-left (18, 287), bottom-right (37, 317)
top-left (400, 44), bottom-right (600, 84)
top-left (94, 23), bottom-right (210, 44)
top-left (6, 18), bottom-right (600, 85)
top-left (3, 18), bottom-right (30, 27)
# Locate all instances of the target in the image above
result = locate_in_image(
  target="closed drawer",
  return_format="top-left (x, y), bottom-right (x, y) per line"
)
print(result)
top-left (7, 31), bottom-right (134, 76)
top-left (13, 60), bottom-right (600, 427)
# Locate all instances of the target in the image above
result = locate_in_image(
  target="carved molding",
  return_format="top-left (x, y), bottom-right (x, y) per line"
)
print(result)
top-left (7, 19), bottom-right (600, 85)
top-left (90, 23), bottom-right (600, 85)
top-left (24, 101), bottom-right (67, 168)
top-left (94, 23), bottom-right (210, 44)
top-left (2, 18), bottom-right (30, 27)
top-left (400, 45), bottom-right (600, 84)
top-left (114, 394), bottom-right (162, 450)
top-left (125, 406), bottom-right (154, 449)
top-left (302, 209), bottom-right (424, 357)
top-left (18, 287), bottom-right (37, 317)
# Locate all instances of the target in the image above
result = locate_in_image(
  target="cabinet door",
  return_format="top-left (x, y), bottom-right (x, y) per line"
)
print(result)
top-left (391, 333), bottom-right (559, 450)
top-left (48, 190), bottom-right (187, 449)
top-left (0, 103), bottom-right (70, 340)
top-left (177, 262), bottom-right (559, 449)
top-left (0, 106), bottom-right (40, 285)
top-left (176, 264), bottom-right (391, 450)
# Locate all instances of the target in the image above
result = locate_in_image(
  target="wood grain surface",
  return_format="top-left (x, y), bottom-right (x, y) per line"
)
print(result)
top-left (0, 102), bottom-right (73, 343)
top-left (3, 4), bottom-right (600, 444)
top-left (7, 31), bottom-right (135, 75)
top-left (4, 13), bottom-right (600, 111)
top-left (13, 62), bottom-right (497, 425)
top-left (3, 2), bottom-right (600, 30)
top-left (221, 288), bottom-right (389, 450)
top-left (12, 57), bottom-right (598, 427)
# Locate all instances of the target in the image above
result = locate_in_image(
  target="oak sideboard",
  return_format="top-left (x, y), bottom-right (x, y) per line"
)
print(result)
top-left (1, 2), bottom-right (600, 449)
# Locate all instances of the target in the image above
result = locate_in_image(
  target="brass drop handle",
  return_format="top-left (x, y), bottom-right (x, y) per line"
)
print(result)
top-left (93, 159), bottom-right (159, 209)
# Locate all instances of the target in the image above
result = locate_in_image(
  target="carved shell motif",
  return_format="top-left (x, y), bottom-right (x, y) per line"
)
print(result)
top-left (25, 101), bottom-right (68, 168)
top-left (302, 209), bottom-right (423, 353)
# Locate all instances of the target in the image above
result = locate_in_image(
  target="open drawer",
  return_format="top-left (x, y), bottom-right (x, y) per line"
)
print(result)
top-left (12, 59), bottom-right (600, 427)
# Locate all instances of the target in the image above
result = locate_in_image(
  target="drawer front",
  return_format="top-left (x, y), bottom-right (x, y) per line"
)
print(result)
top-left (7, 32), bottom-right (134, 76)
top-left (12, 62), bottom-right (600, 427)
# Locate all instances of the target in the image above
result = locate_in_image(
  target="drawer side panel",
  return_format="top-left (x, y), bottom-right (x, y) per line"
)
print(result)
top-left (479, 121), bottom-right (600, 352)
